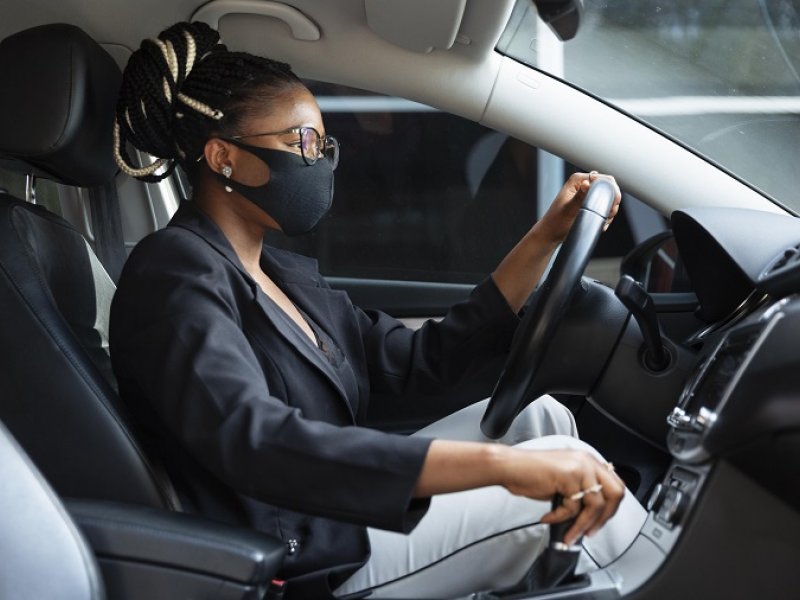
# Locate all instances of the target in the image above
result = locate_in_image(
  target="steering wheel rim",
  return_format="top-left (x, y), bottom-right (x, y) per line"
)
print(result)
top-left (480, 179), bottom-right (618, 439)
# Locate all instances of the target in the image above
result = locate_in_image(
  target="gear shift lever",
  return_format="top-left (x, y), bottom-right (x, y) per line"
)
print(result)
top-left (522, 494), bottom-right (583, 591)
top-left (472, 495), bottom-right (586, 599)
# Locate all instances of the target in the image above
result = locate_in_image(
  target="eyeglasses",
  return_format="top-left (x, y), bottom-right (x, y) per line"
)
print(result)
top-left (230, 126), bottom-right (339, 170)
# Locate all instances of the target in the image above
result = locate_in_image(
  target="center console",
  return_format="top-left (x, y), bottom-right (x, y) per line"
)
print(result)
top-left (493, 293), bottom-right (800, 600)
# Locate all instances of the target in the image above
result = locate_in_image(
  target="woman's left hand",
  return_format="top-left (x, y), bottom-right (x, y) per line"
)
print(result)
top-left (534, 171), bottom-right (622, 245)
top-left (492, 171), bottom-right (622, 312)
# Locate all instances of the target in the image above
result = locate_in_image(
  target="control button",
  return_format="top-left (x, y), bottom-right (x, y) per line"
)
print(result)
top-left (647, 483), bottom-right (666, 513)
top-left (696, 406), bottom-right (717, 429)
top-left (658, 487), bottom-right (689, 527)
top-left (667, 407), bottom-right (692, 430)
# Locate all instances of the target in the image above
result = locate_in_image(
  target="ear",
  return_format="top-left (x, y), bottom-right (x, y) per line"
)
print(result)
top-left (203, 138), bottom-right (234, 175)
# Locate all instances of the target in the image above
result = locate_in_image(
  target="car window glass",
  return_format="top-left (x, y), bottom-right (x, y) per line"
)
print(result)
top-left (0, 167), bottom-right (63, 216)
top-left (499, 0), bottom-right (800, 212)
top-left (265, 82), bottom-right (664, 286)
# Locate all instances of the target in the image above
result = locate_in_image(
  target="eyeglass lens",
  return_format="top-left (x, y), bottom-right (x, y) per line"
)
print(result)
top-left (299, 127), bottom-right (339, 170)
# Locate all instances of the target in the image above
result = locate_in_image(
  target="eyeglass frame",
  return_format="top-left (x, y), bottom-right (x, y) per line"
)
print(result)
top-left (228, 126), bottom-right (339, 170)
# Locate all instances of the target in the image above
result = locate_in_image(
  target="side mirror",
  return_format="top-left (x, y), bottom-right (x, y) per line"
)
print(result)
top-left (532, 0), bottom-right (584, 41)
top-left (621, 231), bottom-right (692, 294)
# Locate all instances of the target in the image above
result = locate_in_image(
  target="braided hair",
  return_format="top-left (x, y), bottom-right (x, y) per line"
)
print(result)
top-left (114, 21), bottom-right (302, 182)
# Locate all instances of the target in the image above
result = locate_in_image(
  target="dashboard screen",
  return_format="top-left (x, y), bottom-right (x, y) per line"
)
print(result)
top-left (685, 325), bottom-right (763, 415)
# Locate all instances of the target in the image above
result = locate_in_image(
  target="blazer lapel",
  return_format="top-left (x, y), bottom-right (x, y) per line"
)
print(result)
top-left (257, 249), bottom-right (357, 418)
top-left (260, 249), bottom-right (344, 345)
top-left (168, 202), bottom-right (354, 417)
top-left (250, 288), bottom-right (353, 414)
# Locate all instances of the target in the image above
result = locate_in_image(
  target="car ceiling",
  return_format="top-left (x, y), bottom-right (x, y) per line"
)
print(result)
top-left (0, 0), bottom-right (786, 218)
top-left (0, 0), bottom-right (512, 119)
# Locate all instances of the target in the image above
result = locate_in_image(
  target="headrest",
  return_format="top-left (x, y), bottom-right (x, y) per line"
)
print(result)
top-left (0, 24), bottom-right (121, 187)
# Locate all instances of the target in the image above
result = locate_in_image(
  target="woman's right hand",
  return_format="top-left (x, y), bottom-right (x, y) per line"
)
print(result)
top-left (415, 440), bottom-right (625, 544)
top-left (501, 447), bottom-right (625, 544)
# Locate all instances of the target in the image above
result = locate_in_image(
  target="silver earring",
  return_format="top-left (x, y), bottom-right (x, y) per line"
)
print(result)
top-left (222, 165), bottom-right (233, 193)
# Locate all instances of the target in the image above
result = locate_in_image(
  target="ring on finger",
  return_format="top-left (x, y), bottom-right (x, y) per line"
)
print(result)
top-left (568, 482), bottom-right (603, 502)
top-left (585, 483), bottom-right (603, 495)
top-left (569, 489), bottom-right (586, 501)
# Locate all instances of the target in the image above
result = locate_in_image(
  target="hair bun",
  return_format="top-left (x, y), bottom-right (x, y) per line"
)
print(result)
top-left (115, 20), bottom-right (301, 183)
top-left (153, 22), bottom-right (222, 97)
top-left (113, 21), bottom-right (225, 180)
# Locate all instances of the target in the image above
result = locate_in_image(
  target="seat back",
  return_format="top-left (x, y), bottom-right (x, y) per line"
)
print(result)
top-left (0, 419), bottom-right (105, 600)
top-left (0, 24), bottom-right (178, 510)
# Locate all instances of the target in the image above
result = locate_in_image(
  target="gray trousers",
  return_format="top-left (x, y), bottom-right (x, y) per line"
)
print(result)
top-left (335, 396), bottom-right (647, 599)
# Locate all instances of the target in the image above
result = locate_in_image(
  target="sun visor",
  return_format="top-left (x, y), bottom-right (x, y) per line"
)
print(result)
top-left (365, 0), bottom-right (467, 53)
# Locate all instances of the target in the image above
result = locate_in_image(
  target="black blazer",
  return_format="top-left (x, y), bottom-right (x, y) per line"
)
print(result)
top-left (110, 201), bottom-right (519, 596)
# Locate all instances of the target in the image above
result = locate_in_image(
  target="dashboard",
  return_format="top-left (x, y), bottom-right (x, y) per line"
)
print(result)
top-left (652, 292), bottom-right (800, 530)
top-left (662, 206), bottom-right (800, 515)
top-left (568, 206), bottom-right (800, 598)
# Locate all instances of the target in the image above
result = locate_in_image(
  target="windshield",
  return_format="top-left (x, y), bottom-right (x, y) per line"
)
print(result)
top-left (499, 0), bottom-right (800, 212)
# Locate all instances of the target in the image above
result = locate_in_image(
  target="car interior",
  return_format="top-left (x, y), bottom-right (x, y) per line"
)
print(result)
top-left (0, 1), bottom-right (798, 599)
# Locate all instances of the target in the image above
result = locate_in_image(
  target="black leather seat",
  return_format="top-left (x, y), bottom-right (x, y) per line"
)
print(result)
top-left (0, 23), bottom-right (179, 510)
top-left (0, 24), bottom-right (285, 599)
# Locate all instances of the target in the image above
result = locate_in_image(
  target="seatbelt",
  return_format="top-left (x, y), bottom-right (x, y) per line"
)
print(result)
top-left (88, 179), bottom-right (127, 283)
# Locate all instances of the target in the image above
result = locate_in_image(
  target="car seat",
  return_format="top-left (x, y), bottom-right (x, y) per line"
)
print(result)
top-left (0, 22), bottom-right (180, 510)
top-left (0, 418), bottom-right (104, 599)
top-left (0, 23), bottom-right (286, 600)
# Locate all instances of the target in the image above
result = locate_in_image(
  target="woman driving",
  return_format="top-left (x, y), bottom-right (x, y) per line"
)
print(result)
top-left (110, 21), bottom-right (645, 599)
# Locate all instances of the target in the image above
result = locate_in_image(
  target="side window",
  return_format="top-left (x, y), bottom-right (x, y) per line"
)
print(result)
top-left (0, 167), bottom-right (104, 252)
top-left (268, 83), bottom-right (665, 286)
top-left (0, 168), bottom-right (62, 215)
top-left (1, 163), bottom-right (182, 261)
top-left (0, 168), bottom-right (128, 258)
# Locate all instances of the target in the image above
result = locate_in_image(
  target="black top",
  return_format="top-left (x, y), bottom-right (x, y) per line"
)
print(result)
top-left (110, 201), bottom-right (520, 597)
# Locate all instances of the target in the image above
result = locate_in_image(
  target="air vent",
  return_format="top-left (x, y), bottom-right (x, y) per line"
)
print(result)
top-left (765, 244), bottom-right (800, 277)
top-left (758, 243), bottom-right (800, 297)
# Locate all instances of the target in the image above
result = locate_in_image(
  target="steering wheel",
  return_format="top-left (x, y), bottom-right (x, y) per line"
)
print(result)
top-left (480, 179), bottom-right (618, 439)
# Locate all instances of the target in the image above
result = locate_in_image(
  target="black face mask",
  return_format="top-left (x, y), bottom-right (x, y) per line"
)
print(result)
top-left (216, 138), bottom-right (334, 236)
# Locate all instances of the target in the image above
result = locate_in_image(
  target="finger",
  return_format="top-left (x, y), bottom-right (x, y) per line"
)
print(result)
top-left (566, 172), bottom-right (588, 193)
top-left (602, 184), bottom-right (621, 231)
top-left (540, 502), bottom-right (579, 525)
top-left (586, 469), bottom-right (625, 537)
top-left (564, 482), bottom-right (605, 544)
top-left (577, 176), bottom-right (592, 195)
top-left (583, 462), bottom-right (625, 536)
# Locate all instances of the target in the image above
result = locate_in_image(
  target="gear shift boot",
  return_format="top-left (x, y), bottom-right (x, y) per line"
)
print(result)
top-left (472, 495), bottom-right (590, 599)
